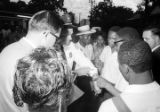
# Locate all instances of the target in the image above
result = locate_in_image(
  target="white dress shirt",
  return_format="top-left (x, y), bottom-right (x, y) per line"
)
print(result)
top-left (100, 46), bottom-right (129, 91)
top-left (75, 42), bottom-right (93, 60)
top-left (63, 42), bottom-right (97, 76)
top-left (98, 81), bottom-right (160, 112)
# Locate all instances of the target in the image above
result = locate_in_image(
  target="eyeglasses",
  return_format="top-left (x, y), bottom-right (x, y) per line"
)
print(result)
top-left (114, 39), bottom-right (124, 44)
top-left (50, 32), bottom-right (59, 39)
top-left (44, 31), bottom-right (59, 39)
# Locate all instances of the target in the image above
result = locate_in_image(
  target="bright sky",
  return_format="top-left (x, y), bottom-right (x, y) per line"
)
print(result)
top-left (112, 0), bottom-right (143, 11)
top-left (10, 0), bottom-right (143, 11)
top-left (10, 0), bottom-right (30, 4)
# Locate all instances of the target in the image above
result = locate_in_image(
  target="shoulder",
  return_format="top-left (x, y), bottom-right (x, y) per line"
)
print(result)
top-left (103, 46), bottom-right (111, 51)
top-left (0, 39), bottom-right (27, 64)
top-left (72, 42), bottom-right (79, 50)
top-left (0, 41), bottom-right (19, 57)
top-left (98, 98), bottom-right (118, 112)
top-left (87, 44), bottom-right (93, 48)
top-left (74, 42), bottom-right (80, 49)
top-left (101, 46), bottom-right (111, 55)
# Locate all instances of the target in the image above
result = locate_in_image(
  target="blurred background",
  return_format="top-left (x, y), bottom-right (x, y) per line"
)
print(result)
top-left (0, 0), bottom-right (160, 51)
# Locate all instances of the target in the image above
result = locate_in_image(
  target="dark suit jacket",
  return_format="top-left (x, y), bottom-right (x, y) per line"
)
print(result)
top-left (152, 46), bottom-right (160, 84)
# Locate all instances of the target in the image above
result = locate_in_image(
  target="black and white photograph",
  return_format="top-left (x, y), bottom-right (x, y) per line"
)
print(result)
top-left (0, 0), bottom-right (160, 112)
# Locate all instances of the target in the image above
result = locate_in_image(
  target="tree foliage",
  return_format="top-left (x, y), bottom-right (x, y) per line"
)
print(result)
top-left (90, 2), bottom-right (134, 30)
top-left (0, 0), bottom-right (65, 14)
top-left (27, 0), bottom-right (64, 14)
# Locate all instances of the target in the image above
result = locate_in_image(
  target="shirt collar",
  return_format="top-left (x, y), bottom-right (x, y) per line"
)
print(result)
top-left (123, 81), bottom-right (160, 93)
top-left (152, 45), bottom-right (160, 52)
top-left (22, 37), bottom-right (36, 48)
top-left (63, 42), bottom-right (74, 50)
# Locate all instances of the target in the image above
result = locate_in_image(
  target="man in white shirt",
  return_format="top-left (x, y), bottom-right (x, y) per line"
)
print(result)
top-left (142, 25), bottom-right (160, 84)
top-left (75, 25), bottom-right (96, 60)
top-left (0, 10), bottom-right (63, 112)
top-left (100, 26), bottom-right (121, 85)
top-left (98, 40), bottom-right (160, 112)
top-left (98, 27), bottom-right (142, 96)
top-left (59, 25), bottom-right (100, 112)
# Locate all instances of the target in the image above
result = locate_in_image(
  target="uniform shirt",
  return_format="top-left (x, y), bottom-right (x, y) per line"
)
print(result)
top-left (100, 46), bottom-right (129, 91)
top-left (75, 42), bottom-right (93, 60)
top-left (98, 81), bottom-right (160, 112)
top-left (0, 38), bottom-right (34, 112)
top-left (63, 42), bottom-right (97, 76)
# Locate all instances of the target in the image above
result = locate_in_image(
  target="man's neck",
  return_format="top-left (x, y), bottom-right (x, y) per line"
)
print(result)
top-left (25, 32), bottom-right (41, 48)
top-left (129, 70), bottom-right (153, 85)
top-left (79, 40), bottom-right (86, 47)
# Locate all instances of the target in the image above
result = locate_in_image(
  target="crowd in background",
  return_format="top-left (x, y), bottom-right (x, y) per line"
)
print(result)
top-left (0, 10), bottom-right (160, 112)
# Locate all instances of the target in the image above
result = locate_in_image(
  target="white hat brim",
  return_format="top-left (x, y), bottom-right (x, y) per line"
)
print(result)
top-left (76, 29), bottom-right (96, 36)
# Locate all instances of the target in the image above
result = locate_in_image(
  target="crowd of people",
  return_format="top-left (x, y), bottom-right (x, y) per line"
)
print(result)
top-left (0, 10), bottom-right (160, 112)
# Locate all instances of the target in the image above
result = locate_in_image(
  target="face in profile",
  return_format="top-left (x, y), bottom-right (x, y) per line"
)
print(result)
top-left (142, 30), bottom-right (158, 50)
top-left (65, 28), bottom-right (73, 46)
top-left (108, 31), bottom-right (118, 48)
top-left (42, 30), bottom-right (60, 48)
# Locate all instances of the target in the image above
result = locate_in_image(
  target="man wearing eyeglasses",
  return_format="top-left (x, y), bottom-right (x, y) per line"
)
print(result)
top-left (0, 10), bottom-right (63, 112)
top-left (97, 27), bottom-right (141, 97)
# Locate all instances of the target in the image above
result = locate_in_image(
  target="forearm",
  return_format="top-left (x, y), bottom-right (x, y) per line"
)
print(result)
top-left (104, 83), bottom-right (121, 96)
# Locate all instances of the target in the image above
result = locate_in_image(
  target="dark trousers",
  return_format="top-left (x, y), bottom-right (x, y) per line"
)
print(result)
top-left (67, 76), bottom-right (113, 112)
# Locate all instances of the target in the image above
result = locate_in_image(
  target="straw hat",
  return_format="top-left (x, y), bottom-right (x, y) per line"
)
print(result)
top-left (76, 25), bottom-right (96, 36)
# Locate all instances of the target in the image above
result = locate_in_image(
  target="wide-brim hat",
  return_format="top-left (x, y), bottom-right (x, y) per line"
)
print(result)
top-left (64, 23), bottom-right (77, 28)
top-left (76, 25), bottom-right (96, 36)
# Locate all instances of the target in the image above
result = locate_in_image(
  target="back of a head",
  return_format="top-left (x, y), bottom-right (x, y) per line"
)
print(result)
top-left (118, 40), bottom-right (152, 73)
top-left (28, 10), bottom-right (63, 33)
top-left (117, 27), bottom-right (141, 41)
top-left (108, 26), bottom-right (121, 33)
top-left (13, 47), bottom-right (73, 112)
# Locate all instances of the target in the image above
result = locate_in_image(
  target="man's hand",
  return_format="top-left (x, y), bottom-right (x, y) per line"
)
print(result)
top-left (93, 59), bottom-right (103, 69)
top-left (74, 67), bottom-right (91, 76)
top-left (96, 77), bottom-right (121, 96)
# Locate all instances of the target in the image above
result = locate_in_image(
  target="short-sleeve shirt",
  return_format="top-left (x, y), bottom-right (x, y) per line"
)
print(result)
top-left (99, 46), bottom-right (129, 91)
top-left (98, 82), bottom-right (160, 112)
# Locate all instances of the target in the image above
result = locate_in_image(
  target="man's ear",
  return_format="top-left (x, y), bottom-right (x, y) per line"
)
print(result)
top-left (123, 64), bottom-right (130, 78)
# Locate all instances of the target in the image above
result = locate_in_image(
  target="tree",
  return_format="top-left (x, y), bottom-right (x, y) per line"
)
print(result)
top-left (90, 2), bottom-right (134, 30)
top-left (26, 0), bottom-right (65, 14)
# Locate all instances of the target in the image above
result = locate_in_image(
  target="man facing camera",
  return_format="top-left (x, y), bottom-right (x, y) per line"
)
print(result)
top-left (0, 10), bottom-right (63, 112)
top-left (98, 40), bottom-right (160, 112)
